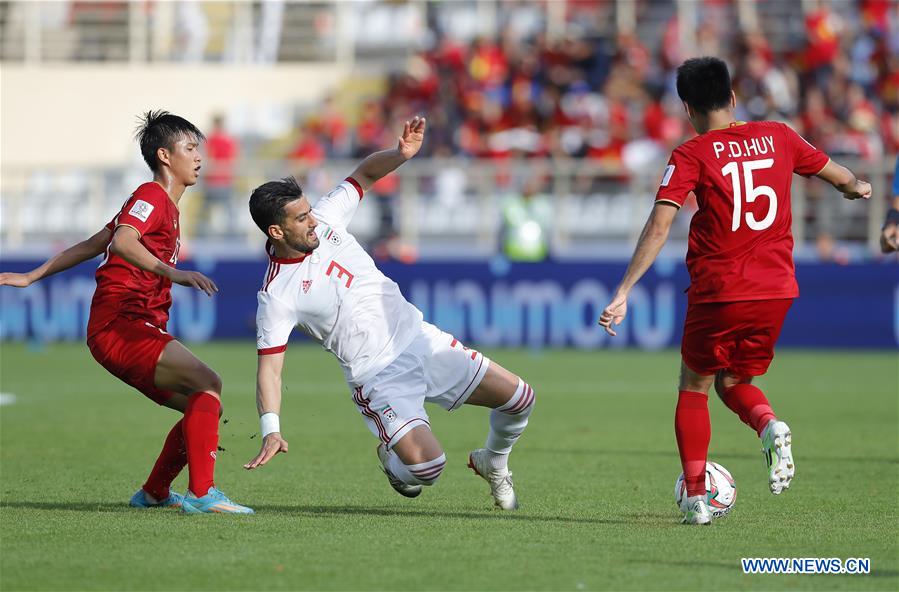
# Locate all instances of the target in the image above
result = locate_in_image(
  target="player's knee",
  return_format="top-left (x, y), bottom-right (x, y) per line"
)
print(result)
top-left (714, 371), bottom-right (729, 400)
top-left (208, 371), bottom-right (223, 396)
top-left (678, 365), bottom-right (713, 393)
top-left (715, 371), bottom-right (750, 400)
top-left (192, 369), bottom-right (222, 396)
top-left (405, 453), bottom-right (446, 486)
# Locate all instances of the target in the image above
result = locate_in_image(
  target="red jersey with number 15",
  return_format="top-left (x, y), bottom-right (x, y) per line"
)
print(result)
top-left (87, 182), bottom-right (181, 337)
top-left (655, 121), bottom-right (829, 304)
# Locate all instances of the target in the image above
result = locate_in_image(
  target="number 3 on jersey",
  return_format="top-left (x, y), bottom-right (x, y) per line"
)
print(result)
top-left (326, 260), bottom-right (354, 288)
top-left (722, 158), bottom-right (777, 232)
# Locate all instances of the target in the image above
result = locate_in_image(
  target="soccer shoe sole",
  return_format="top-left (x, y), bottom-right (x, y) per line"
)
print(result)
top-left (763, 422), bottom-right (794, 495)
top-left (467, 450), bottom-right (519, 511)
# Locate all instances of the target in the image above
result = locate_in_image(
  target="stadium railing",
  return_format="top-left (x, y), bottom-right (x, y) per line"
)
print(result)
top-left (1, 157), bottom-right (893, 259)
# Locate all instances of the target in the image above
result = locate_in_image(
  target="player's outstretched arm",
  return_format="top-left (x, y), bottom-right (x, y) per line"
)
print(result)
top-left (245, 351), bottom-right (289, 470)
top-left (348, 116), bottom-right (426, 192)
top-left (815, 160), bottom-right (872, 201)
top-left (599, 203), bottom-right (678, 336)
top-left (0, 226), bottom-right (112, 288)
top-left (109, 226), bottom-right (218, 296)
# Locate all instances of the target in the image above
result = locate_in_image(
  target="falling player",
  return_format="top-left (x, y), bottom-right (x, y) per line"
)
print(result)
top-left (598, 58), bottom-right (871, 524)
top-left (0, 111), bottom-right (253, 514)
top-left (243, 116), bottom-right (535, 510)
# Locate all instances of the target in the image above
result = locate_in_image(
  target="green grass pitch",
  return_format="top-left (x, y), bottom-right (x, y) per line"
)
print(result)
top-left (1, 343), bottom-right (896, 591)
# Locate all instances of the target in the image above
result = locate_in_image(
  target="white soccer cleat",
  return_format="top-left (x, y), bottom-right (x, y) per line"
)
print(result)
top-left (761, 420), bottom-right (794, 495)
top-left (681, 495), bottom-right (712, 525)
top-left (376, 444), bottom-right (422, 499)
top-left (468, 448), bottom-right (519, 510)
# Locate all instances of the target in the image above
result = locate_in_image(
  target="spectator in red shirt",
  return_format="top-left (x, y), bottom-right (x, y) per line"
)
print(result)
top-left (202, 114), bottom-right (238, 235)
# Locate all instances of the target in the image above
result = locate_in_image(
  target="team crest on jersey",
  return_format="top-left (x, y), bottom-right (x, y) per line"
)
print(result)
top-left (379, 405), bottom-right (397, 422)
top-left (302, 280), bottom-right (313, 294)
top-left (323, 227), bottom-right (341, 245)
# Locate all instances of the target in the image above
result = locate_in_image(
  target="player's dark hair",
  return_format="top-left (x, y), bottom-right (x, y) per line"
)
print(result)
top-left (249, 176), bottom-right (305, 235)
top-left (676, 57), bottom-right (733, 115)
top-left (135, 110), bottom-right (205, 172)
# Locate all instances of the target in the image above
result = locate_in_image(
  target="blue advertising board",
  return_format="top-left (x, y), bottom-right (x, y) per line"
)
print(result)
top-left (1, 257), bottom-right (896, 348)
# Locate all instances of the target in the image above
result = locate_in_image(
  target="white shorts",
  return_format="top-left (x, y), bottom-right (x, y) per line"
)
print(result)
top-left (350, 321), bottom-right (490, 448)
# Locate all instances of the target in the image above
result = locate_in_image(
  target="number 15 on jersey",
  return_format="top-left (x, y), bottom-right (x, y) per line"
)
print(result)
top-left (722, 158), bottom-right (777, 232)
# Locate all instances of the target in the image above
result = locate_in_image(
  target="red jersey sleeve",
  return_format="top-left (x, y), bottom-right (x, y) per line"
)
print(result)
top-left (654, 146), bottom-right (700, 208)
top-left (780, 123), bottom-right (830, 177)
top-left (112, 184), bottom-right (168, 237)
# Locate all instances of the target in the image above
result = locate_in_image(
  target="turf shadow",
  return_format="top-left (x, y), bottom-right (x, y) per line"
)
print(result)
top-left (0, 501), bottom-right (635, 525)
top-left (1, 501), bottom-right (133, 513)
top-left (250, 503), bottom-right (633, 525)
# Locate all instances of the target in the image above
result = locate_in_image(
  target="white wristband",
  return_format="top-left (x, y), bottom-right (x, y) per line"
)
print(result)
top-left (260, 412), bottom-right (280, 438)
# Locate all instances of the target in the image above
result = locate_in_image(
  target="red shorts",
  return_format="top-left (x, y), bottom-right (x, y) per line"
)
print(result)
top-left (87, 317), bottom-right (176, 405)
top-left (681, 299), bottom-right (793, 377)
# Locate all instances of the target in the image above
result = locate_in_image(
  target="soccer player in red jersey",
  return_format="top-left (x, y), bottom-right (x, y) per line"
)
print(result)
top-left (0, 111), bottom-right (252, 514)
top-left (598, 58), bottom-right (871, 525)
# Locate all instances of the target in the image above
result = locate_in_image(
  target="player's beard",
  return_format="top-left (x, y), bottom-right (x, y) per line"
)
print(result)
top-left (287, 232), bottom-right (319, 254)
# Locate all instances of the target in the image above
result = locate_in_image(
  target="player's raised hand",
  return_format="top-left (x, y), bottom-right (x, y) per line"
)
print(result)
top-left (397, 116), bottom-right (426, 161)
top-left (843, 180), bottom-right (872, 201)
top-left (0, 272), bottom-right (34, 288)
top-left (244, 433), bottom-right (289, 470)
top-left (169, 269), bottom-right (218, 297)
top-left (598, 293), bottom-right (628, 337)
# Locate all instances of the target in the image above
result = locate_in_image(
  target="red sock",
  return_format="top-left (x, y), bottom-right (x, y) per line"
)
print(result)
top-left (675, 390), bottom-right (711, 497)
top-left (722, 383), bottom-right (777, 437)
top-left (142, 419), bottom-right (187, 500)
top-left (183, 392), bottom-right (220, 496)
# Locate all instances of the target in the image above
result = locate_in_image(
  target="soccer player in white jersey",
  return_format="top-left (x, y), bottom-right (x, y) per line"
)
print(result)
top-left (242, 117), bottom-right (535, 510)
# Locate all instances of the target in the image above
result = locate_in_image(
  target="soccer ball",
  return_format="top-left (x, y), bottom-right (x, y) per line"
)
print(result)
top-left (674, 461), bottom-right (737, 517)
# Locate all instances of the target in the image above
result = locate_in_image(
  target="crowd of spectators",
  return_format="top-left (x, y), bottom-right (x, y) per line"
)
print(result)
top-left (256, 0), bottom-right (897, 260)
top-left (282, 0), bottom-right (897, 174)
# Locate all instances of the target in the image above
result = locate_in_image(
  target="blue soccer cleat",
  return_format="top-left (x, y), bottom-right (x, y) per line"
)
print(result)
top-left (129, 489), bottom-right (184, 509)
top-left (181, 487), bottom-right (254, 514)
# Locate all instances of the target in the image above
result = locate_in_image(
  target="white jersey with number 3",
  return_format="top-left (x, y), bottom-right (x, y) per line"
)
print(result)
top-left (255, 179), bottom-right (423, 386)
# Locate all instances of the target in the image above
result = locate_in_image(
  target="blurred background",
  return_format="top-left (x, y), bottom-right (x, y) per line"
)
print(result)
top-left (1, 0), bottom-right (897, 349)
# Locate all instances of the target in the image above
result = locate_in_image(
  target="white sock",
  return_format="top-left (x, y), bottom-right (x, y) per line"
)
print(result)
top-left (485, 379), bottom-right (535, 469)
top-left (386, 451), bottom-right (446, 486)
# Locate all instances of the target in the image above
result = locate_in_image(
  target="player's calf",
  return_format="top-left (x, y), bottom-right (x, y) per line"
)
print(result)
top-left (716, 377), bottom-right (777, 437)
top-left (483, 378), bottom-right (535, 469)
